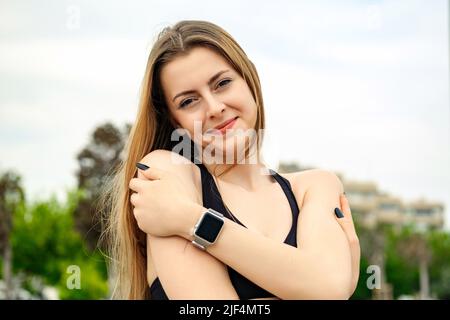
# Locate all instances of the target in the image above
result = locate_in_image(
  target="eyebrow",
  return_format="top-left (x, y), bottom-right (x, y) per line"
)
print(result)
top-left (172, 69), bottom-right (230, 103)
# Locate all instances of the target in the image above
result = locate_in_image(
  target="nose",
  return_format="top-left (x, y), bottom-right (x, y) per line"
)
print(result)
top-left (205, 95), bottom-right (225, 119)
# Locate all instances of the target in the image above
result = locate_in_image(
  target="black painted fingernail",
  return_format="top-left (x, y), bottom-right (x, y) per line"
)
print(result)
top-left (136, 162), bottom-right (150, 171)
top-left (334, 207), bottom-right (344, 218)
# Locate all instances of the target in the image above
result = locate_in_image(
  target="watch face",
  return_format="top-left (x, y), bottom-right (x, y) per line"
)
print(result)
top-left (195, 212), bottom-right (224, 243)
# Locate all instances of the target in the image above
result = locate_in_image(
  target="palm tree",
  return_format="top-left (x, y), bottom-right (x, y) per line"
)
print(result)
top-left (358, 222), bottom-right (392, 299)
top-left (0, 171), bottom-right (25, 299)
top-left (74, 122), bottom-right (130, 297)
top-left (396, 231), bottom-right (432, 299)
top-left (74, 122), bottom-right (130, 251)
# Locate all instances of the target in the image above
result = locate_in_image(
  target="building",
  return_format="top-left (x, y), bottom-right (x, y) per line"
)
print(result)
top-left (277, 161), bottom-right (446, 230)
top-left (344, 179), bottom-right (445, 231)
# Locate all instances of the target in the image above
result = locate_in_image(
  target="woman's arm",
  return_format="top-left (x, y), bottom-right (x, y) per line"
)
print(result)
top-left (178, 170), bottom-right (352, 300)
top-left (146, 233), bottom-right (241, 299)
top-left (131, 151), bottom-right (352, 299)
top-left (336, 193), bottom-right (361, 296)
top-left (137, 152), bottom-right (241, 299)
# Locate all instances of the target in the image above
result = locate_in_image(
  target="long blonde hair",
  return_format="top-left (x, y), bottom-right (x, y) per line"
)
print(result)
top-left (100, 20), bottom-right (266, 299)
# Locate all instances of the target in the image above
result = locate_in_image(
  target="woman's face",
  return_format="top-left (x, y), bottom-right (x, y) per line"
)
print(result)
top-left (160, 46), bottom-right (258, 159)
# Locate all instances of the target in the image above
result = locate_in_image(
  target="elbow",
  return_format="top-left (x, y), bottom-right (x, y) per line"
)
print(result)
top-left (326, 286), bottom-right (351, 300)
top-left (320, 274), bottom-right (352, 300)
top-left (291, 273), bottom-right (352, 300)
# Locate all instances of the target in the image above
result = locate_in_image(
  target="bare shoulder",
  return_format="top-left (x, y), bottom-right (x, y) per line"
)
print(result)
top-left (278, 169), bottom-right (344, 208)
top-left (139, 150), bottom-right (197, 183)
top-left (300, 169), bottom-right (344, 192)
top-left (139, 149), bottom-right (196, 172)
top-left (139, 149), bottom-right (201, 203)
top-left (276, 171), bottom-right (308, 209)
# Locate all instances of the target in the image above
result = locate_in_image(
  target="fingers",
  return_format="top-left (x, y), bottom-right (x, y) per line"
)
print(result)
top-left (340, 193), bottom-right (353, 220)
top-left (130, 191), bottom-right (139, 206)
top-left (136, 163), bottom-right (165, 180)
top-left (334, 194), bottom-right (352, 222)
top-left (129, 177), bottom-right (143, 192)
top-left (337, 194), bottom-right (360, 246)
top-left (335, 194), bottom-right (361, 294)
top-left (335, 194), bottom-right (358, 239)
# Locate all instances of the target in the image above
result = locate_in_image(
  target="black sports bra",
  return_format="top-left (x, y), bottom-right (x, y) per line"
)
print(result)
top-left (149, 162), bottom-right (300, 300)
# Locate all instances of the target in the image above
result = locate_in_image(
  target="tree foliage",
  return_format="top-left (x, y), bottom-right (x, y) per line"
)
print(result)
top-left (10, 189), bottom-right (108, 299)
top-left (74, 122), bottom-right (130, 251)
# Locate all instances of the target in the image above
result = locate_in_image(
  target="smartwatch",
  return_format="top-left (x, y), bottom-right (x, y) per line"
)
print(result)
top-left (191, 208), bottom-right (225, 250)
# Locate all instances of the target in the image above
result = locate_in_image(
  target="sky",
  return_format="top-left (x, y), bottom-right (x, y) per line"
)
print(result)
top-left (1, 0), bottom-right (449, 229)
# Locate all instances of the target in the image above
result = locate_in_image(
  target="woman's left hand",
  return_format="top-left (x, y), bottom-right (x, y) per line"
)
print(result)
top-left (335, 194), bottom-right (361, 296)
top-left (129, 165), bottom-right (200, 238)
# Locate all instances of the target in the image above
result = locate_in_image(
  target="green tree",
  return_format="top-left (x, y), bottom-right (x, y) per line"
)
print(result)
top-left (74, 122), bottom-right (130, 251)
top-left (11, 189), bottom-right (108, 299)
top-left (428, 230), bottom-right (450, 299)
top-left (357, 220), bottom-right (393, 299)
top-left (0, 170), bottom-right (25, 299)
top-left (395, 228), bottom-right (432, 299)
top-left (384, 226), bottom-right (450, 300)
top-left (384, 226), bottom-right (419, 298)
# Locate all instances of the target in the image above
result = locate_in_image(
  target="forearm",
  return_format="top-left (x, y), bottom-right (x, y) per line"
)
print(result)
top-left (182, 204), bottom-right (352, 300)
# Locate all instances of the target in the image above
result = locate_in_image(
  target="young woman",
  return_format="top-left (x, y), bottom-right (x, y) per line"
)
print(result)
top-left (103, 20), bottom-right (360, 300)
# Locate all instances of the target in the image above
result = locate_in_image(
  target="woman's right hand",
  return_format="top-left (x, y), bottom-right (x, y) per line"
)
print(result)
top-left (335, 194), bottom-right (361, 297)
top-left (130, 163), bottom-right (201, 238)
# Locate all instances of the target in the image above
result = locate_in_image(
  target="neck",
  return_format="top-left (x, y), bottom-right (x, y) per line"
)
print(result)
top-left (202, 157), bottom-right (274, 192)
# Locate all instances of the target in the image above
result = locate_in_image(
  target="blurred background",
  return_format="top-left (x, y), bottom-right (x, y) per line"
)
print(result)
top-left (0, 0), bottom-right (449, 299)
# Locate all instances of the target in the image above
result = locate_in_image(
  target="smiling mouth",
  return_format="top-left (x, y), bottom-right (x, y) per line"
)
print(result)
top-left (206, 117), bottom-right (238, 135)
